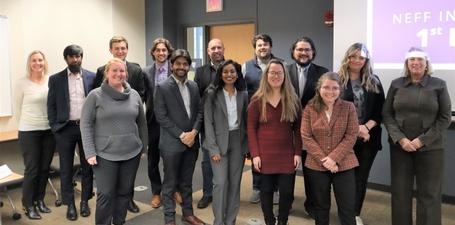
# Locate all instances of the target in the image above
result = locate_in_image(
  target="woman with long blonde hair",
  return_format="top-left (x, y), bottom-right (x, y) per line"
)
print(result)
top-left (247, 59), bottom-right (301, 225)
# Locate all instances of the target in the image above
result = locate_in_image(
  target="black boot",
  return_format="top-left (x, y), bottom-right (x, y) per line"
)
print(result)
top-left (35, 200), bottom-right (52, 213)
top-left (24, 206), bottom-right (41, 220)
top-left (277, 219), bottom-right (288, 225)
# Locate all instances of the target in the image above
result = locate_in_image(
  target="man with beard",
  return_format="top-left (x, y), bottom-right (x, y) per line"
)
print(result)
top-left (287, 36), bottom-right (329, 219)
top-left (47, 45), bottom-right (95, 221)
top-left (242, 34), bottom-right (282, 204)
top-left (193, 38), bottom-right (225, 209)
top-left (154, 49), bottom-right (205, 225)
top-left (143, 37), bottom-right (174, 209)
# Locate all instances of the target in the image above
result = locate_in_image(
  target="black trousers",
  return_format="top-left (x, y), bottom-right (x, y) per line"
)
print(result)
top-left (306, 168), bottom-right (356, 225)
top-left (251, 159), bottom-right (261, 190)
top-left (54, 123), bottom-right (93, 205)
top-left (147, 119), bottom-right (162, 196)
top-left (160, 146), bottom-right (199, 224)
top-left (18, 130), bottom-right (55, 207)
top-left (302, 150), bottom-right (315, 214)
top-left (353, 141), bottom-right (379, 216)
top-left (260, 173), bottom-right (295, 225)
top-left (390, 144), bottom-right (443, 225)
top-left (93, 154), bottom-right (141, 225)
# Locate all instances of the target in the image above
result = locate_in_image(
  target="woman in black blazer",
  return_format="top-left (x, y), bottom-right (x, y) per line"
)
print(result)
top-left (338, 43), bottom-right (385, 225)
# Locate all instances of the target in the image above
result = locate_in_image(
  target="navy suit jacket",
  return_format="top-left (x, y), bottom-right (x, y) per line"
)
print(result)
top-left (287, 62), bottom-right (329, 109)
top-left (47, 68), bottom-right (95, 132)
top-left (154, 76), bottom-right (203, 152)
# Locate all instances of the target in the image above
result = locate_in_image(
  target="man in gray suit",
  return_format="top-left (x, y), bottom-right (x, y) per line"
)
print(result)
top-left (143, 38), bottom-right (174, 209)
top-left (154, 49), bottom-right (205, 225)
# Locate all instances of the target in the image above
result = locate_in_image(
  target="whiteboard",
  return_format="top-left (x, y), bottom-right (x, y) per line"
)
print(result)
top-left (0, 15), bottom-right (12, 117)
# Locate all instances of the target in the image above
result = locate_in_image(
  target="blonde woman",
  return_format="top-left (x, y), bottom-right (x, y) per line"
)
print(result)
top-left (247, 59), bottom-right (301, 225)
top-left (338, 43), bottom-right (385, 225)
top-left (15, 51), bottom-right (55, 219)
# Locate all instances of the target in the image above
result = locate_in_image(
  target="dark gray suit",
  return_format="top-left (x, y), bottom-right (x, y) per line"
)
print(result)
top-left (154, 75), bottom-right (203, 223)
top-left (143, 62), bottom-right (172, 195)
top-left (203, 89), bottom-right (248, 225)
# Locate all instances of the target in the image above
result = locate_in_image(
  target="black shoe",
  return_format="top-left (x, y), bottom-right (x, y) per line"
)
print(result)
top-left (35, 200), bottom-right (52, 213)
top-left (24, 206), bottom-right (41, 220)
top-left (127, 200), bottom-right (140, 213)
top-left (66, 204), bottom-right (78, 221)
top-left (80, 201), bottom-right (91, 217)
top-left (197, 196), bottom-right (212, 209)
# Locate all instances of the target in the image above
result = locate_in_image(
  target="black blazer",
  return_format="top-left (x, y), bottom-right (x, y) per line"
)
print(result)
top-left (287, 62), bottom-right (329, 108)
top-left (194, 64), bottom-right (216, 97)
top-left (47, 68), bottom-right (95, 132)
top-left (93, 61), bottom-right (145, 101)
top-left (340, 75), bottom-right (385, 150)
top-left (143, 62), bottom-right (172, 123)
top-left (154, 76), bottom-right (203, 152)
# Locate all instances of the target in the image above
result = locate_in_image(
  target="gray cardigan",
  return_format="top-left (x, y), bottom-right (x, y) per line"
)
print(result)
top-left (81, 82), bottom-right (148, 161)
top-left (382, 75), bottom-right (451, 150)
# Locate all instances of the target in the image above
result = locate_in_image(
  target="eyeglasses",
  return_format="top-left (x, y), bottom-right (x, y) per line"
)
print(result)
top-left (268, 71), bottom-right (284, 76)
top-left (295, 48), bottom-right (313, 53)
top-left (321, 86), bottom-right (340, 91)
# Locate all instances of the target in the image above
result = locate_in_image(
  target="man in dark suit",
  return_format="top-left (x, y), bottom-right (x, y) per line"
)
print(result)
top-left (154, 49), bottom-right (205, 225)
top-left (286, 36), bottom-right (329, 218)
top-left (92, 36), bottom-right (145, 213)
top-left (193, 38), bottom-right (225, 209)
top-left (47, 45), bottom-right (94, 221)
top-left (93, 36), bottom-right (145, 101)
top-left (143, 37), bottom-right (174, 209)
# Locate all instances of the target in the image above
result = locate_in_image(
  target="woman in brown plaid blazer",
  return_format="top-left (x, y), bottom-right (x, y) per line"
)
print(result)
top-left (301, 72), bottom-right (359, 225)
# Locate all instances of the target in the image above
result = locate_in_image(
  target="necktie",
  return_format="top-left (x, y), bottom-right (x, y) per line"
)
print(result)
top-left (298, 66), bottom-right (307, 98)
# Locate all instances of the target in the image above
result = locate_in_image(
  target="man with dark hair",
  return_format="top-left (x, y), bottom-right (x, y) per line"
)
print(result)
top-left (242, 34), bottom-right (282, 204)
top-left (143, 37), bottom-right (174, 209)
top-left (154, 49), bottom-right (206, 225)
top-left (193, 38), bottom-right (225, 209)
top-left (47, 44), bottom-right (95, 221)
top-left (287, 36), bottom-right (329, 218)
top-left (91, 35), bottom-right (145, 213)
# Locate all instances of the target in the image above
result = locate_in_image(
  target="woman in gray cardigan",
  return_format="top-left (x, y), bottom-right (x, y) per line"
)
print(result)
top-left (80, 58), bottom-right (147, 225)
top-left (382, 47), bottom-right (451, 225)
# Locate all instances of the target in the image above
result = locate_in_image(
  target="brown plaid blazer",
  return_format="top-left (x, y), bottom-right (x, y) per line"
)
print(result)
top-left (301, 99), bottom-right (359, 171)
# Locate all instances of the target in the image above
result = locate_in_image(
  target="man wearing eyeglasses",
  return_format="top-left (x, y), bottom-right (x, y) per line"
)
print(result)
top-left (287, 36), bottom-right (329, 219)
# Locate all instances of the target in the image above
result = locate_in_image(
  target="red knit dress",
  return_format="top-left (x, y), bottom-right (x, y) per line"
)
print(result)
top-left (247, 99), bottom-right (302, 174)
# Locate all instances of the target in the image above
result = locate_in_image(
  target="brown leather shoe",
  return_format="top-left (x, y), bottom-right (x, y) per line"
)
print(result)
top-left (150, 195), bottom-right (161, 208)
top-left (182, 215), bottom-right (206, 225)
top-left (174, 192), bottom-right (183, 204)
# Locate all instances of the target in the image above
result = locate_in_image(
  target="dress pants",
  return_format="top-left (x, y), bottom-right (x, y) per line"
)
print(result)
top-left (210, 130), bottom-right (244, 225)
top-left (93, 154), bottom-right (141, 225)
top-left (301, 150), bottom-right (315, 214)
top-left (306, 168), bottom-right (356, 225)
top-left (390, 144), bottom-right (443, 225)
top-left (201, 132), bottom-right (213, 198)
top-left (147, 119), bottom-right (162, 195)
top-left (260, 173), bottom-right (295, 225)
top-left (18, 130), bottom-right (55, 207)
top-left (160, 145), bottom-right (199, 224)
top-left (353, 141), bottom-right (378, 216)
top-left (54, 123), bottom-right (93, 205)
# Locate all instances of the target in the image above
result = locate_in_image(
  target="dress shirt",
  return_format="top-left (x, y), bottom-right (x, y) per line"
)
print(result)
top-left (223, 88), bottom-right (239, 130)
top-left (297, 64), bottom-right (308, 98)
top-left (172, 75), bottom-right (191, 118)
top-left (67, 69), bottom-right (85, 120)
top-left (155, 61), bottom-right (169, 85)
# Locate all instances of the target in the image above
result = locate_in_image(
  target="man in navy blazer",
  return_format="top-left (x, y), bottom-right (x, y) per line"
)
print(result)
top-left (154, 49), bottom-right (205, 225)
top-left (47, 45), bottom-right (94, 221)
top-left (193, 38), bottom-right (225, 209)
top-left (143, 37), bottom-right (173, 209)
top-left (286, 37), bottom-right (329, 219)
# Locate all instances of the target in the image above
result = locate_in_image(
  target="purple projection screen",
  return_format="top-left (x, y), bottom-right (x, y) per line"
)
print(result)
top-left (368, 0), bottom-right (455, 69)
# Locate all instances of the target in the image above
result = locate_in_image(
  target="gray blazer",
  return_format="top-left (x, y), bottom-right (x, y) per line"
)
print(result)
top-left (203, 89), bottom-right (249, 157)
top-left (154, 76), bottom-right (203, 152)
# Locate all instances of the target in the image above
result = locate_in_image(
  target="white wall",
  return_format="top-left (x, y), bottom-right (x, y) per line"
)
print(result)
top-left (0, 0), bottom-right (145, 132)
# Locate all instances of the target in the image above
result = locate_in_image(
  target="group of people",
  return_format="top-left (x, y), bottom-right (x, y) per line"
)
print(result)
top-left (14, 33), bottom-right (451, 225)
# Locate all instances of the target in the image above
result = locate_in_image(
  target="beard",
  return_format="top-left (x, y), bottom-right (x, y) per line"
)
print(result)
top-left (68, 63), bottom-right (81, 73)
top-left (296, 58), bottom-right (312, 67)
